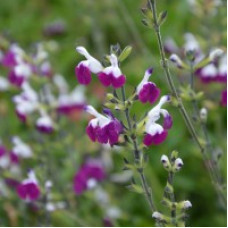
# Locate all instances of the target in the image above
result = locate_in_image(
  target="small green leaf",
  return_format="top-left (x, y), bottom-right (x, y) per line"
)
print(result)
top-left (127, 184), bottom-right (144, 194)
top-left (118, 46), bottom-right (132, 62)
top-left (158, 10), bottom-right (168, 26)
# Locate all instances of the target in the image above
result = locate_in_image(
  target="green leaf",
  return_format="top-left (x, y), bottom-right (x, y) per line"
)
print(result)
top-left (118, 46), bottom-right (132, 62)
top-left (127, 184), bottom-right (144, 194)
top-left (158, 10), bottom-right (168, 26)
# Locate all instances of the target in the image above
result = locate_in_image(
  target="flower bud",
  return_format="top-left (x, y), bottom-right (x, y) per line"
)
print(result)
top-left (106, 93), bottom-right (114, 101)
top-left (152, 211), bottom-right (163, 220)
top-left (174, 158), bottom-right (184, 171)
top-left (183, 200), bottom-right (192, 209)
top-left (200, 108), bottom-right (207, 122)
top-left (170, 54), bottom-right (184, 69)
top-left (160, 155), bottom-right (171, 170)
top-left (45, 180), bottom-right (53, 190)
top-left (209, 49), bottom-right (223, 62)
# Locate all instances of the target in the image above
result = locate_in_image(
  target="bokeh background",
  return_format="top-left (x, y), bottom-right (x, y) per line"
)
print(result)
top-left (0, 0), bottom-right (226, 227)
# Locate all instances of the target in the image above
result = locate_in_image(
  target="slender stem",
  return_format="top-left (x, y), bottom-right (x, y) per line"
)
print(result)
top-left (149, 0), bottom-right (226, 202)
top-left (189, 63), bottom-right (226, 206)
top-left (149, 0), bottom-right (204, 152)
top-left (120, 86), bottom-right (155, 212)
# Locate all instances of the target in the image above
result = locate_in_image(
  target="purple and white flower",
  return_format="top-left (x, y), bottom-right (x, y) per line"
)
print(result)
top-left (17, 170), bottom-right (40, 201)
top-left (98, 54), bottom-right (126, 88)
top-left (143, 95), bottom-right (172, 146)
top-left (2, 44), bottom-right (24, 68)
top-left (12, 136), bottom-right (33, 158)
top-left (73, 160), bottom-right (106, 195)
top-left (13, 82), bottom-right (39, 122)
top-left (196, 54), bottom-right (227, 83)
top-left (85, 105), bottom-right (122, 145)
top-left (75, 46), bottom-right (103, 85)
top-left (36, 111), bottom-right (54, 134)
top-left (8, 61), bottom-right (32, 87)
top-left (136, 68), bottom-right (160, 104)
top-left (57, 85), bottom-right (86, 114)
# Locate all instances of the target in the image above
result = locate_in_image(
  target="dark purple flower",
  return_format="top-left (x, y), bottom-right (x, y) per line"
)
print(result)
top-left (17, 171), bottom-right (40, 201)
top-left (73, 161), bottom-right (106, 195)
top-left (75, 63), bottom-right (92, 85)
top-left (143, 130), bottom-right (168, 146)
top-left (143, 96), bottom-right (172, 147)
top-left (75, 46), bottom-right (103, 85)
top-left (138, 82), bottom-right (160, 104)
top-left (2, 50), bottom-right (17, 68)
top-left (98, 54), bottom-right (126, 89)
top-left (17, 182), bottom-right (40, 201)
top-left (36, 115), bottom-right (54, 134)
top-left (10, 151), bottom-right (19, 164)
top-left (136, 68), bottom-right (160, 104)
top-left (85, 105), bottom-right (122, 145)
top-left (0, 145), bottom-right (6, 157)
top-left (86, 120), bottom-right (122, 145)
top-left (8, 70), bottom-right (25, 87)
top-left (15, 109), bottom-right (27, 123)
top-left (98, 72), bottom-right (126, 89)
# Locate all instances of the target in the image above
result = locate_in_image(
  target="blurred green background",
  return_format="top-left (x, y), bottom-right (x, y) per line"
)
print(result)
top-left (0, 0), bottom-right (226, 227)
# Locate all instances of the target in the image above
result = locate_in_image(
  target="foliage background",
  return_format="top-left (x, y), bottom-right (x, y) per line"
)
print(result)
top-left (0, 0), bottom-right (226, 227)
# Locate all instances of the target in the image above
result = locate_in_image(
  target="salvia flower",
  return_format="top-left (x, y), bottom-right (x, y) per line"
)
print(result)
top-left (209, 49), bottom-right (224, 62)
top-left (0, 145), bottom-right (10, 169)
top-left (2, 44), bottom-right (24, 68)
top-left (98, 54), bottom-right (126, 88)
top-left (13, 82), bottom-right (38, 122)
top-left (12, 136), bottom-right (33, 158)
top-left (136, 68), bottom-right (160, 104)
top-left (75, 46), bottom-right (103, 85)
top-left (143, 95), bottom-right (172, 146)
top-left (36, 111), bottom-right (54, 134)
top-left (184, 33), bottom-right (200, 53)
top-left (8, 61), bottom-right (32, 87)
top-left (196, 54), bottom-right (227, 83)
top-left (85, 105), bottom-right (122, 145)
top-left (73, 160), bottom-right (106, 195)
top-left (17, 170), bottom-right (40, 201)
top-left (169, 54), bottom-right (185, 69)
top-left (57, 86), bottom-right (86, 114)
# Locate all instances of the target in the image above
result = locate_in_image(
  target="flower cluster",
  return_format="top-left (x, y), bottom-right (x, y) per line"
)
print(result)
top-left (75, 46), bottom-right (172, 147)
top-left (75, 46), bottom-right (126, 88)
top-left (0, 42), bottom-right (87, 135)
top-left (166, 32), bottom-right (226, 107)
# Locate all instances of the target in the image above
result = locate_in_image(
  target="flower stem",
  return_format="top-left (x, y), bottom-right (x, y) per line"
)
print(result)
top-left (149, 0), bottom-right (226, 206)
top-left (189, 64), bottom-right (226, 206)
top-left (148, 0), bottom-right (204, 152)
top-left (120, 86), bottom-right (156, 212)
